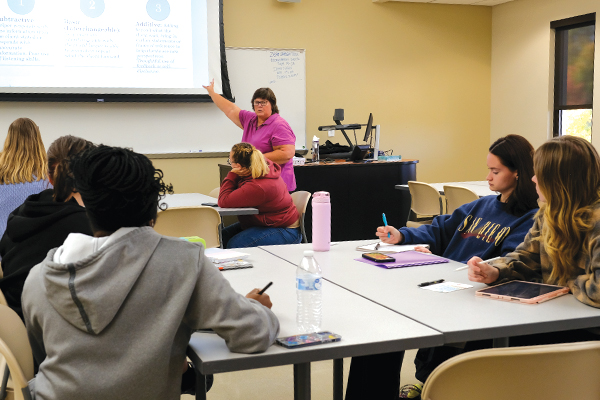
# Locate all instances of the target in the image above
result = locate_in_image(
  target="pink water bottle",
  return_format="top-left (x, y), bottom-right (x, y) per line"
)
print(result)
top-left (312, 191), bottom-right (331, 251)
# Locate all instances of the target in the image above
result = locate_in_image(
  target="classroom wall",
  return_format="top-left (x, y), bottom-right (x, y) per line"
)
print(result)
top-left (490, 0), bottom-right (600, 149)
top-left (152, 0), bottom-right (493, 194)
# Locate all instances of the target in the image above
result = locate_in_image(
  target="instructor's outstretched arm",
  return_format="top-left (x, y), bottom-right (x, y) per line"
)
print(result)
top-left (203, 79), bottom-right (242, 129)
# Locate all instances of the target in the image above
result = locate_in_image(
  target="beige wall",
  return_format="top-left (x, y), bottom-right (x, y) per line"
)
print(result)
top-left (153, 0), bottom-right (493, 194)
top-left (491, 0), bottom-right (600, 150)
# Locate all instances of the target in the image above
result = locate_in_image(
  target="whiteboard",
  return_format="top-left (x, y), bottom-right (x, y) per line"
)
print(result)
top-left (0, 47), bottom-right (306, 155)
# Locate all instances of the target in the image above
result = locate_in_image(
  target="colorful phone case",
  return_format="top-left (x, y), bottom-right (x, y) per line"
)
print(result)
top-left (362, 252), bottom-right (395, 262)
top-left (276, 332), bottom-right (342, 348)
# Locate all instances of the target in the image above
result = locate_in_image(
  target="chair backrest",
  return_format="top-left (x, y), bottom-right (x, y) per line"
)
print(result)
top-left (290, 191), bottom-right (311, 243)
top-left (443, 185), bottom-right (479, 214)
top-left (421, 341), bottom-right (600, 400)
top-left (407, 181), bottom-right (444, 216)
top-left (0, 305), bottom-right (34, 400)
top-left (208, 187), bottom-right (220, 198)
top-left (154, 206), bottom-right (222, 248)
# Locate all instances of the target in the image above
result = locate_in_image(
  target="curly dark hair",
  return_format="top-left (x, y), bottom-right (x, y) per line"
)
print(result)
top-left (71, 145), bottom-right (174, 233)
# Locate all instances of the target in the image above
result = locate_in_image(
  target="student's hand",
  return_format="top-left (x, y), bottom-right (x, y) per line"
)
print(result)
top-left (414, 246), bottom-right (432, 254)
top-left (376, 225), bottom-right (402, 244)
top-left (246, 289), bottom-right (273, 309)
top-left (467, 256), bottom-right (499, 284)
top-left (231, 166), bottom-right (251, 177)
top-left (202, 79), bottom-right (215, 94)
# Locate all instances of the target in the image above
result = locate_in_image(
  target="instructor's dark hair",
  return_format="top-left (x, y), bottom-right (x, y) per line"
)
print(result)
top-left (251, 87), bottom-right (279, 114)
top-left (71, 145), bottom-right (174, 233)
top-left (489, 134), bottom-right (538, 217)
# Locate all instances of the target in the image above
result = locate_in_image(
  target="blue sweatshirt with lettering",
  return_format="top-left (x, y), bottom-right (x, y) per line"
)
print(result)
top-left (399, 195), bottom-right (537, 263)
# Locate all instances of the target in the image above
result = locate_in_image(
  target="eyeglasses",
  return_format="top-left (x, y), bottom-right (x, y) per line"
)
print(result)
top-left (253, 100), bottom-right (269, 107)
top-left (227, 158), bottom-right (231, 165)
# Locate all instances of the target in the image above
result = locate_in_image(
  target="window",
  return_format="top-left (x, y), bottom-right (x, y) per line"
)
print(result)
top-left (552, 13), bottom-right (596, 140)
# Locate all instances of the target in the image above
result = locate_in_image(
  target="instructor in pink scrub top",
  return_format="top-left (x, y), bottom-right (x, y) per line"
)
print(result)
top-left (203, 80), bottom-right (297, 191)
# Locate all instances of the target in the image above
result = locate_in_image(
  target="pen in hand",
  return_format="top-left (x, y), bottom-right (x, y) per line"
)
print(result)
top-left (455, 256), bottom-right (501, 271)
top-left (382, 213), bottom-right (390, 238)
top-left (258, 281), bottom-right (273, 295)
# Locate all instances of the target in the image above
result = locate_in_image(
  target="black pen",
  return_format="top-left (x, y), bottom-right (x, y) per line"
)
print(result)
top-left (258, 282), bottom-right (273, 295)
top-left (418, 279), bottom-right (445, 287)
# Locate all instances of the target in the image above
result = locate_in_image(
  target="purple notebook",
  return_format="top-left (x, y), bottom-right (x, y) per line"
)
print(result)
top-left (356, 250), bottom-right (449, 269)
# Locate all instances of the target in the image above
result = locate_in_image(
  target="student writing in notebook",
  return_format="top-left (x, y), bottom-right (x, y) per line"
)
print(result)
top-left (345, 135), bottom-right (540, 400)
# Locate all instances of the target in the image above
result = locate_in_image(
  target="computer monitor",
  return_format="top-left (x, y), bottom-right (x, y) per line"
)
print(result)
top-left (363, 113), bottom-right (373, 142)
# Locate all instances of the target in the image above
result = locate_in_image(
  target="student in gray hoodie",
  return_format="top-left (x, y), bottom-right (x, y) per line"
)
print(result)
top-left (22, 145), bottom-right (280, 400)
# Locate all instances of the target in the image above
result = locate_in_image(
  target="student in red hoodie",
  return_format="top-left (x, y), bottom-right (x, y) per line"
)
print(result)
top-left (218, 142), bottom-right (301, 248)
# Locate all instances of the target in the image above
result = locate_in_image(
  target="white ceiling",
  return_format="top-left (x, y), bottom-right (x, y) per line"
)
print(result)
top-left (373, 0), bottom-right (514, 5)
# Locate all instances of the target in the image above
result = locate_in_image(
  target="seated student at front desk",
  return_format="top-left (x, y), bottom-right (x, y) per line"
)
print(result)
top-left (345, 134), bottom-right (540, 400)
top-left (218, 142), bottom-right (302, 248)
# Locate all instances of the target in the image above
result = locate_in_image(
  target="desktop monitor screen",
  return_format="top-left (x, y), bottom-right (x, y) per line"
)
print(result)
top-left (363, 113), bottom-right (373, 142)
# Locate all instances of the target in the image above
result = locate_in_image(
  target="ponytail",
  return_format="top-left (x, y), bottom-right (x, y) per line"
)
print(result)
top-left (47, 136), bottom-right (95, 202)
top-left (231, 142), bottom-right (270, 178)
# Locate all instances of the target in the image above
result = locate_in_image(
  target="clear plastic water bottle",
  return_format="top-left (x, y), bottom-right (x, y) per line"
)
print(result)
top-left (296, 250), bottom-right (323, 333)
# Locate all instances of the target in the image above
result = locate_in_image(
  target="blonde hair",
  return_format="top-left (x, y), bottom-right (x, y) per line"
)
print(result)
top-left (534, 136), bottom-right (600, 285)
top-left (231, 142), bottom-right (270, 179)
top-left (0, 118), bottom-right (48, 184)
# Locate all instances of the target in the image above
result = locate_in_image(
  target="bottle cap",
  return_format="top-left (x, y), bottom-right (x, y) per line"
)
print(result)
top-left (303, 250), bottom-right (314, 257)
top-left (312, 191), bottom-right (330, 203)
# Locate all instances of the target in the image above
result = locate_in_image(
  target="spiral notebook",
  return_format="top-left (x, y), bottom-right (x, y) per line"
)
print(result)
top-left (356, 250), bottom-right (449, 269)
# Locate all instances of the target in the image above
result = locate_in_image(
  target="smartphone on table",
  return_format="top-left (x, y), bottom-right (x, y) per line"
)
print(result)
top-left (276, 332), bottom-right (342, 349)
top-left (362, 252), bottom-right (396, 263)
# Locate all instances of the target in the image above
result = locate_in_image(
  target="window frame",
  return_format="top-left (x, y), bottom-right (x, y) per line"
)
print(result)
top-left (551, 13), bottom-right (596, 137)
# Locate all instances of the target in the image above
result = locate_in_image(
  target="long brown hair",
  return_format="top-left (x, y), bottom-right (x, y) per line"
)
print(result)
top-left (534, 136), bottom-right (600, 285)
top-left (0, 118), bottom-right (48, 184)
top-left (231, 142), bottom-right (270, 179)
top-left (47, 136), bottom-right (95, 202)
top-left (489, 134), bottom-right (538, 216)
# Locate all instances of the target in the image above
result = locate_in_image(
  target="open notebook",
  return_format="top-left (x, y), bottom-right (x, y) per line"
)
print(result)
top-left (356, 250), bottom-right (449, 269)
top-left (356, 242), bottom-right (430, 254)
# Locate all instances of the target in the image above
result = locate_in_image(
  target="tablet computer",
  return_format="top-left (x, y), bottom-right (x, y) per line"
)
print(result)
top-left (475, 280), bottom-right (569, 304)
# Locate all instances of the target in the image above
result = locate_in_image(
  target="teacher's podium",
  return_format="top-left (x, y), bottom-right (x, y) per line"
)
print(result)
top-left (219, 159), bottom-right (417, 241)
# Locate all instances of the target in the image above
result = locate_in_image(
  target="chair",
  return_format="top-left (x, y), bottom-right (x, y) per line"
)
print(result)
top-left (421, 341), bottom-right (600, 400)
top-left (443, 185), bottom-right (479, 214)
top-left (208, 187), bottom-right (220, 198)
top-left (154, 206), bottom-right (222, 248)
top-left (406, 181), bottom-right (444, 228)
top-left (290, 191), bottom-right (311, 243)
top-left (0, 305), bottom-right (34, 400)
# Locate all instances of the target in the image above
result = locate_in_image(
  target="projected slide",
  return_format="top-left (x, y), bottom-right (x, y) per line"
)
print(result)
top-left (0, 0), bottom-right (216, 94)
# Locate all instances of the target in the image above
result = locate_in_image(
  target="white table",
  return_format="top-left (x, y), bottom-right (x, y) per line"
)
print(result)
top-left (261, 241), bottom-right (600, 345)
top-left (187, 247), bottom-right (443, 400)
top-left (162, 193), bottom-right (258, 216)
top-left (395, 181), bottom-right (496, 198)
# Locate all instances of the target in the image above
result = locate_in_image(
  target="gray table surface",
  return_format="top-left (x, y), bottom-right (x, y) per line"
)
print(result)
top-left (188, 246), bottom-right (442, 374)
top-left (260, 240), bottom-right (600, 343)
top-left (163, 193), bottom-right (258, 216)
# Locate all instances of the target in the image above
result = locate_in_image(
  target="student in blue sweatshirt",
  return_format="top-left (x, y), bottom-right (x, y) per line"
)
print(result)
top-left (345, 134), bottom-right (540, 400)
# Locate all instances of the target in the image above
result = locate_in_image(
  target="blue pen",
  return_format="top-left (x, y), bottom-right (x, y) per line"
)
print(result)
top-left (382, 213), bottom-right (390, 238)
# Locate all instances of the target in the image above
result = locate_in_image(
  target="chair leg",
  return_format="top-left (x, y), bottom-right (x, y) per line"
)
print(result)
top-left (0, 364), bottom-right (9, 400)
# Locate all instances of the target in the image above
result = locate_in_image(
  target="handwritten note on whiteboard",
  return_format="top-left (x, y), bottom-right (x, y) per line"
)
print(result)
top-left (269, 50), bottom-right (303, 82)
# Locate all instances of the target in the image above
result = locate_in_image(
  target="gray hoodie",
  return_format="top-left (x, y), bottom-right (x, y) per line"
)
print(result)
top-left (22, 227), bottom-right (279, 400)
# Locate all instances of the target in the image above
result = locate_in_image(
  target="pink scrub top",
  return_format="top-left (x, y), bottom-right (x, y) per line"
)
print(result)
top-left (239, 110), bottom-right (296, 191)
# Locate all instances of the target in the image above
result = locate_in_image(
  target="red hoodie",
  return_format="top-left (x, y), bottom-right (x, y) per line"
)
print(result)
top-left (218, 159), bottom-right (299, 230)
